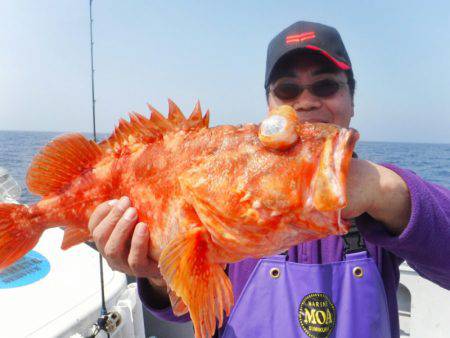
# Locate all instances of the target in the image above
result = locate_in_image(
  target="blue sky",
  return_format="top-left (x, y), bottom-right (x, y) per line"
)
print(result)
top-left (1, 1), bottom-right (449, 143)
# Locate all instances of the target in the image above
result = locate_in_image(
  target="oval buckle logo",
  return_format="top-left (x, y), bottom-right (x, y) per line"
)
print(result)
top-left (298, 292), bottom-right (336, 338)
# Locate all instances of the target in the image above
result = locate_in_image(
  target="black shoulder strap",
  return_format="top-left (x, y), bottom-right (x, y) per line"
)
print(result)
top-left (341, 151), bottom-right (366, 255)
top-left (342, 219), bottom-right (366, 255)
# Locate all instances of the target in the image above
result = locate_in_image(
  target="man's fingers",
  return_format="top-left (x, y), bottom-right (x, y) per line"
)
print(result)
top-left (128, 222), bottom-right (161, 279)
top-left (92, 196), bottom-right (130, 251)
top-left (103, 206), bottom-right (138, 261)
top-left (88, 199), bottom-right (117, 233)
top-left (88, 197), bottom-right (161, 280)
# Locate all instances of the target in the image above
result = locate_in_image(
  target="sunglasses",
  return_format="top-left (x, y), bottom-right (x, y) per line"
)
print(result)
top-left (271, 78), bottom-right (347, 100)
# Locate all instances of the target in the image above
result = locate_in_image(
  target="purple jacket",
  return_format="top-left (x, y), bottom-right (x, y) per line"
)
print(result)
top-left (138, 164), bottom-right (450, 337)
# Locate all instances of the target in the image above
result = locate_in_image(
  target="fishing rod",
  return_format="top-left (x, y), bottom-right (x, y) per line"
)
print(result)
top-left (90, 0), bottom-right (97, 142)
top-left (84, 1), bottom-right (116, 337)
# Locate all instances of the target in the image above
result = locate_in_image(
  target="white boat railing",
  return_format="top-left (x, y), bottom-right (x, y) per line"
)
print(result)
top-left (0, 167), bottom-right (22, 203)
top-left (397, 262), bottom-right (450, 338)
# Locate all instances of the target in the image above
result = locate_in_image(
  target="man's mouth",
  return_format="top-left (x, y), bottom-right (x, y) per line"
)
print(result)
top-left (299, 118), bottom-right (330, 124)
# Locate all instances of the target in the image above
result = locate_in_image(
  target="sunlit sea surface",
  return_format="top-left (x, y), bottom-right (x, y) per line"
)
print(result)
top-left (0, 130), bottom-right (448, 205)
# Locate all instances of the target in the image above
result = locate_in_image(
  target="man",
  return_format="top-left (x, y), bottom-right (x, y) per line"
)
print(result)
top-left (88, 21), bottom-right (450, 337)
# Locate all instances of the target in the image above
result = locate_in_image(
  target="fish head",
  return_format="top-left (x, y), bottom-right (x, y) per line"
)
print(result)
top-left (179, 107), bottom-right (359, 258)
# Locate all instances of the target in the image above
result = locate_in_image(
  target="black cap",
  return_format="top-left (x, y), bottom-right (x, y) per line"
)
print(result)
top-left (265, 21), bottom-right (352, 89)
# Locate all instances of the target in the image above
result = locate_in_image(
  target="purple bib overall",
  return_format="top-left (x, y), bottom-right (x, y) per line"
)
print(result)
top-left (222, 250), bottom-right (391, 338)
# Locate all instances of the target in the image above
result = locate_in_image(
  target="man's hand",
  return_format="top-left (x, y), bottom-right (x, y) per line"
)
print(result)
top-left (88, 196), bottom-right (169, 304)
top-left (342, 159), bottom-right (411, 235)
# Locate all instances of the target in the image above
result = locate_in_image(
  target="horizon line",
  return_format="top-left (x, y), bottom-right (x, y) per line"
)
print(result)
top-left (0, 129), bottom-right (449, 146)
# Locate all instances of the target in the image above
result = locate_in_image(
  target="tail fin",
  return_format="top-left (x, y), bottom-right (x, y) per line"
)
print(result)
top-left (0, 203), bottom-right (43, 270)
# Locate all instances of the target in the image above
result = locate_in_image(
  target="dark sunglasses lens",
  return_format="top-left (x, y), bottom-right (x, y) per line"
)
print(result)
top-left (311, 80), bottom-right (340, 97)
top-left (273, 83), bottom-right (300, 100)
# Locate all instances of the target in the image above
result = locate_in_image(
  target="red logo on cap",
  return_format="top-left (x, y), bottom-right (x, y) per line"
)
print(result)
top-left (286, 32), bottom-right (316, 44)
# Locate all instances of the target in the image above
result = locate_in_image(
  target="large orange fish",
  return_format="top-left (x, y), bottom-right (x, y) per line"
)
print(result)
top-left (0, 102), bottom-right (358, 338)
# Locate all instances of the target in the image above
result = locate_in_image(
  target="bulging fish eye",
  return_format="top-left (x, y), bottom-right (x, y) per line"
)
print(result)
top-left (258, 105), bottom-right (299, 150)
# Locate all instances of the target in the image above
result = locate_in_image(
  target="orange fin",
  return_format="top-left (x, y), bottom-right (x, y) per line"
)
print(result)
top-left (100, 112), bottom-right (160, 152)
top-left (61, 227), bottom-right (91, 250)
top-left (159, 227), bottom-right (233, 338)
top-left (148, 103), bottom-right (177, 132)
top-left (149, 100), bottom-right (208, 132)
top-left (168, 99), bottom-right (187, 125)
top-left (102, 100), bottom-right (210, 153)
top-left (26, 133), bottom-right (102, 197)
top-left (203, 109), bottom-right (210, 128)
top-left (168, 289), bottom-right (189, 316)
top-left (0, 203), bottom-right (43, 270)
top-left (186, 101), bottom-right (203, 129)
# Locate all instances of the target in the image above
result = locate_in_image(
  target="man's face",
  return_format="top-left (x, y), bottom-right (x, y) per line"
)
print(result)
top-left (267, 54), bottom-right (354, 128)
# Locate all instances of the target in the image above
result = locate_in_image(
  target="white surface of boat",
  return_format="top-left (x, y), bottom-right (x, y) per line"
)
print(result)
top-left (0, 227), bottom-right (145, 338)
top-left (398, 262), bottom-right (450, 338)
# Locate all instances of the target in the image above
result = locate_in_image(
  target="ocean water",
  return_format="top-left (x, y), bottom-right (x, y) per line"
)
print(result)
top-left (0, 130), bottom-right (448, 205)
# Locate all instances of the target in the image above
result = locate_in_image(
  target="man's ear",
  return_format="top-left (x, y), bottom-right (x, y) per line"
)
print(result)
top-left (267, 92), bottom-right (276, 110)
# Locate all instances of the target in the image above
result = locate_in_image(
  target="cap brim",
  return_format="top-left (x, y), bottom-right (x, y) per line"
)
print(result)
top-left (305, 45), bottom-right (351, 70)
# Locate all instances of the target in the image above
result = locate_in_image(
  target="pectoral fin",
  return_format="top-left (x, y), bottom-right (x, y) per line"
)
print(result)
top-left (168, 289), bottom-right (189, 316)
top-left (159, 227), bottom-right (233, 338)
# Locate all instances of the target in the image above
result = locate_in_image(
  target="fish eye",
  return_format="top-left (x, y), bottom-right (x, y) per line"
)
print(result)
top-left (260, 115), bottom-right (287, 136)
top-left (259, 113), bottom-right (298, 150)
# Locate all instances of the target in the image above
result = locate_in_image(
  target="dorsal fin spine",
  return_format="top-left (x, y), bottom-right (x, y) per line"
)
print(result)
top-left (104, 100), bottom-right (210, 152)
top-left (168, 99), bottom-right (186, 124)
top-left (148, 104), bottom-right (175, 131)
top-left (190, 101), bottom-right (202, 121)
top-left (203, 110), bottom-right (210, 127)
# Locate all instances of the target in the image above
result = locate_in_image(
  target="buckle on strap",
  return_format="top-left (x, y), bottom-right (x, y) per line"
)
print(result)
top-left (342, 219), bottom-right (366, 255)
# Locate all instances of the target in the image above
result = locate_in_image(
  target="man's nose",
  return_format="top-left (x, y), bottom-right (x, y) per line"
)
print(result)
top-left (292, 90), bottom-right (322, 111)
